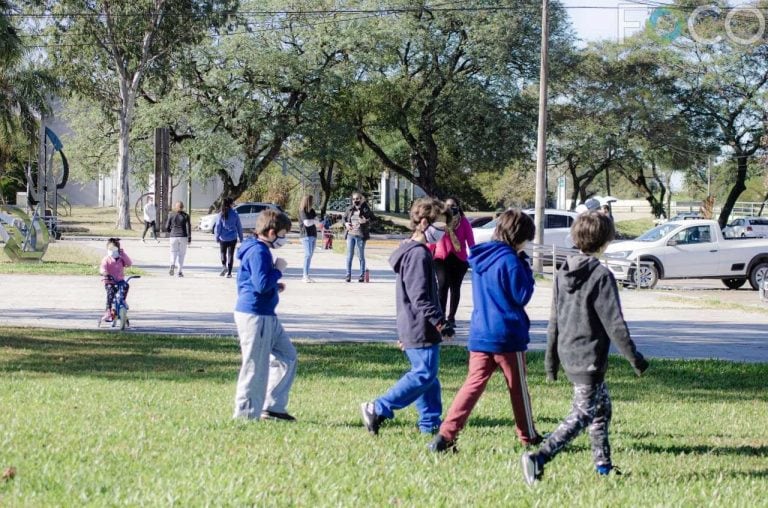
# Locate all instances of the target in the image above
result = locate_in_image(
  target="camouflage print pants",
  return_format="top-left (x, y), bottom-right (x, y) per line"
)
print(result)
top-left (538, 382), bottom-right (612, 467)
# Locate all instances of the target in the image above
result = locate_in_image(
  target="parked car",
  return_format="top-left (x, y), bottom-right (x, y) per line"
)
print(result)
top-left (198, 202), bottom-right (284, 233)
top-left (722, 217), bottom-right (768, 238)
top-left (654, 211), bottom-right (703, 225)
top-left (468, 215), bottom-right (494, 228)
top-left (472, 209), bottom-right (578, 247)
top-left (603, 219), bottom-right (768, 290)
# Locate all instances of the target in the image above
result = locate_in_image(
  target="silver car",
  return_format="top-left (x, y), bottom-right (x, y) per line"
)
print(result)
top-left (723, 217), bottom-right (768, 238)
top-left (198, 202), bottom-right (284, 233)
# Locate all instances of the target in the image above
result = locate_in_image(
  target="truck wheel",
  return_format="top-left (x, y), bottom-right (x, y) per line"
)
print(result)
top-left (630, 263), bottom-right (658, 289)
top-left (722, 278), bottom-right (746, 290)
top-left (748, 262), bottom-right (768, 290)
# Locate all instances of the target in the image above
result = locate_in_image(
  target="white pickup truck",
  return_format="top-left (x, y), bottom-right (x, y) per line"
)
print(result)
top-left (603, 219), bottom-right (768, 290)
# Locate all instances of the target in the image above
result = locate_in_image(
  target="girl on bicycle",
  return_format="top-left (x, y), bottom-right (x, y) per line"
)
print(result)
top-left (99, 238), bottom-right (133, 321)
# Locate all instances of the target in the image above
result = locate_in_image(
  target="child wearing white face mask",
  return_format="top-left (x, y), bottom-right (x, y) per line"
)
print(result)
top-left (232, 209), bottom-right (298, 422)
top-left (360, 198), bottom-right (455, 436)
top-left (99, 238), bottom-right (132, 321)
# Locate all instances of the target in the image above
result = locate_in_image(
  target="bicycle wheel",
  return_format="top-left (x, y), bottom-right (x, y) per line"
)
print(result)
top-left (119, 307), bottom-right (127, 331)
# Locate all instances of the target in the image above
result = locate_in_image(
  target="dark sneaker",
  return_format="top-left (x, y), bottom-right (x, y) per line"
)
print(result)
top-left (358, 274), bottom-right (365, 282)
top-left (360, 401), bottom-right (383, 435)
top-left (226, 273), bottom-right (232, 278)
top-left (219, 268), bottom-right (227, 276)
top-left (427, 434), bottom-right (457, 453)
top-left (260, 410), bottom-right (296, 422)
top-left (525, 434), bottom-right (544, 447)
top-left (177, 272), bottom-right (184, 278)
top-left (446, 318), bottom-right (456, 328)
top-left (345, 275), bottom-right (351, 282)
top-left (521, 452), bottom-right (543, 485)
top-left (169, 266), bottom-right (175, 276)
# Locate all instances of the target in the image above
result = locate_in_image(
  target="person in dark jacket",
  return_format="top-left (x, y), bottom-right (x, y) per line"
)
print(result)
top-left (360, 198), bottom-right (455, 435)
top-left (429, 209), bottom-right (542, 453)
top-left (298, 194), bottom-right (318, 282)
top-left (214, 197), bottom-right (244, 278)
top-left (343, 192), bottom-right (374, 282)
top-left (166, 201), bottom-right (191, 277)
top-left (522, 212), bottom-right (649, 485)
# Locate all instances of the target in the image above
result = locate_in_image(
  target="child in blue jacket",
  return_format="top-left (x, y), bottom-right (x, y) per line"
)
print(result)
top-left (214, 197), bottom-right (244, 278)
top-left (429, 209), bottom-right (542, 452)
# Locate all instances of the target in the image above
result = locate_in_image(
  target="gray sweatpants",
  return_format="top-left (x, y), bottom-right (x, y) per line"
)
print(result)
top-left (537, 382), bottom-right (613, 467)
top-left (233, 312), bottom-right (297, 419)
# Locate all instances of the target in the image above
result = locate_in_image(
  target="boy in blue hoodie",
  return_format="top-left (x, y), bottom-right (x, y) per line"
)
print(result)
top-left (429, 209), bottom-right (542, 453)
top-left (521, 212), bottom-right (648, 484)
top-left (360, 198), bottom-right (455, 435)
top-left (233, 209), bottom-right (297, 422)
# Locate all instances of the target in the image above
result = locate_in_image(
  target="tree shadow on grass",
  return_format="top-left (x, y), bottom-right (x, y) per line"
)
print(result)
top-left (634, 442), bottom-right (768, 457)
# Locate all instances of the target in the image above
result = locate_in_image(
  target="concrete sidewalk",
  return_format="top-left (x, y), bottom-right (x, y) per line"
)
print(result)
top-left (2, 235), bottom-right (768, 362)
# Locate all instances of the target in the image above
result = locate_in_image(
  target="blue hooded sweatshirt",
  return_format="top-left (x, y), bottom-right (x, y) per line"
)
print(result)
top-left (214, 210), bottom-right (244, 243)
top-left (468, 241), bottom-right (535, 353)
top-left (235, 238), bottom-right (282, 315)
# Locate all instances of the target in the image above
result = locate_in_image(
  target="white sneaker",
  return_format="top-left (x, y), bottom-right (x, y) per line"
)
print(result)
top-left (302, 277), bottom-right (315, 283)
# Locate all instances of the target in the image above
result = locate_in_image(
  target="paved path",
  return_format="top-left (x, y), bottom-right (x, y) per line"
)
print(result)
top-left (2, 236), bottom-right (768, 362)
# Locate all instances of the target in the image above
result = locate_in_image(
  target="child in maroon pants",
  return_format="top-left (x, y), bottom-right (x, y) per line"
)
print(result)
top-left (429, 209), bottom-right (541, 453)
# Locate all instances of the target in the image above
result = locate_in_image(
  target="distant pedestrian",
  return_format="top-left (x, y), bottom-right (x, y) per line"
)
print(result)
top-left (521, 212), bottom-right (649, 485)
top-left (299, 195), bottom-right (318, 282)
top-left (214, 197), bottom-right (243, 278)
top-left (429, 209), bottom-right (541, 453)
top-left (322, 214), bottom-right (334, 250)
top-left (166, 201), bottom-right (191, 277)
top-left (360, 198), bottom-right (455, 436)
top-left (430, 197), bottom-right (475, 327)
top-left (141, 196), bottom-right (158, 243)
top-left (233, 209), bottom-right (297, 422)
top-left (343, 192), bottom-right (374, 282)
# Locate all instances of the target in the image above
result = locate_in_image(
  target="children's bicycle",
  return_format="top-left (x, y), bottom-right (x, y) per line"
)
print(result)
top-left (98, 275), bottom-right (141, 330)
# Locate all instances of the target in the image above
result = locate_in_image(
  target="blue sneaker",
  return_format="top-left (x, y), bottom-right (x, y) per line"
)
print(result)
top-left (427, 434), bottom-right (457, 454)
top-left (596, 464), bottom-right (622, 476)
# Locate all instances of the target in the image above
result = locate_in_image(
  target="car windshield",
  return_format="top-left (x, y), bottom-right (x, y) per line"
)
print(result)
top-left (636, 223), bottom-right (680, 242)
top-left (480, 219), bottom-right (497, 229)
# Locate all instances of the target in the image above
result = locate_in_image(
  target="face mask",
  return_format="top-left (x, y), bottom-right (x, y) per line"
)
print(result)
top-left (109, 248), bottom-right (120, 259)
top-left (450, 206), bottom-right (460, 216)
top-left (424, 224), bottom-right (445, 244)
top-left (353, 200), bottom-right (361, 206)
top-left (269, 236), bottom-right (288, 249)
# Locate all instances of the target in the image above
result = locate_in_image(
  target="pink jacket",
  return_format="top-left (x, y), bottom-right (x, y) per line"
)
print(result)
top-left (430, 216), bottom-right (475, 262)
top-left (100, 252), bottom-right (133, 282)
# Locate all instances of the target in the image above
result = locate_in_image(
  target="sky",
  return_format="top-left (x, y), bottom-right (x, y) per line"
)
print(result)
top-left (562, 0), bottom-right (755, 44)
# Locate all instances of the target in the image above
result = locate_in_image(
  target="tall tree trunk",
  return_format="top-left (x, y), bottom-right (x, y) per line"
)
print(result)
top-left (115, 92), bottom-right (135, 230)
top-left (318, 160), bottom-right (335, 218)
top-left (717, 154), bottom-right (749, 229)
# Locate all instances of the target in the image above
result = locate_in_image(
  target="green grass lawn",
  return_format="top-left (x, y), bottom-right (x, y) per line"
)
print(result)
top-left (1, 328), bottom-right (767, 506)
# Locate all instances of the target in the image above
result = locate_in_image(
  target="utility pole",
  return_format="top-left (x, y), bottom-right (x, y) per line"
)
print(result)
top-left (533, 0), bottom-right (550, 273)
top-left (707, 155), bottom-right (712, 197)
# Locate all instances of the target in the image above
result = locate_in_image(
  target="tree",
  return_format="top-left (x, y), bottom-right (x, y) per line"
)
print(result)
top-left (0, 0), bottom-right (55, 202)
top-left (47, 0), bottom-right (236, 228)
top-left (350, 0), bottom-right (571, 197)
top-left (178, 0), bottom-right (352, 210)
top-left (640, 1), bottom-right (768, 227)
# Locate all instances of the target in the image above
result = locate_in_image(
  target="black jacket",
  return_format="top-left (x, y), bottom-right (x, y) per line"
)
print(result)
top-left (343, 202), bottom-right (374, 240)
top-left (166, 211), bottom-right (191, 239)
top-left (389, 240), bottom-right (444, 348)
top-left (546, 254), bottom-right (647, 384)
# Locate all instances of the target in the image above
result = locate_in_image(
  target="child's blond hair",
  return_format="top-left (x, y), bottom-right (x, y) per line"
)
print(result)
top-left (409, 198), bottom-right (451, 230)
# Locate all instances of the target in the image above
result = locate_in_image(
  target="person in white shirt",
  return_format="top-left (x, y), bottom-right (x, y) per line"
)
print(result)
top-left (142, 196), bottom-right (159, 243)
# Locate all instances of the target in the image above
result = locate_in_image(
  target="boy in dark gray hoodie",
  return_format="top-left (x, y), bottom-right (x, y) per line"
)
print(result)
top-left (522, 212), bottom-right (649, 485)
top-left (361, 198), bottom-right (455, 435)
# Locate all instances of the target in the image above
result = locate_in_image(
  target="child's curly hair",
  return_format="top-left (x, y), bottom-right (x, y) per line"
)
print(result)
top-left (409, 198), bottom-right (451, 230)
top-left (492, 209), bottom-right (535, 247)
